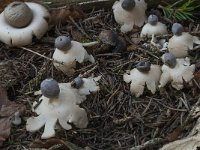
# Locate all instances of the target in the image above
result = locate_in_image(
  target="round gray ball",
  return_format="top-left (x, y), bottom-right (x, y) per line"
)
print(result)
top-left (163, 53), bottom-right (177, 68)
top-left (55, 36), bottom-right (72, 51)
top-left (40, 79), bottom-right (60, 98)
top-left (172, 23), bottom-right (184, 36)
top-left (136, 61), bottom-right (151, 72)
top-left (71, 77), bottom-right (84, 89)
top-left (121, 0), bottom-right (135, 11)
top-left (4, 2), bottom-right (33, 28)
top-left (148, 15), bottom-right (158, 26)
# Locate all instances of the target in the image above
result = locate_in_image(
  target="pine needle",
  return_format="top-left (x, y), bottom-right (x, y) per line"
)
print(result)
top-left (160, 0), bottom-right (200, 21)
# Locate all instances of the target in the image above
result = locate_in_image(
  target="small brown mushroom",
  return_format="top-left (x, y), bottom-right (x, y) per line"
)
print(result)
top-left (98, 30), bottom-right (126, 53)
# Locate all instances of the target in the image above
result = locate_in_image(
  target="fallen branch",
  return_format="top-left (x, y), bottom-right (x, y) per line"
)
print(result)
top-left (20, 47), bottom-right (53, 62)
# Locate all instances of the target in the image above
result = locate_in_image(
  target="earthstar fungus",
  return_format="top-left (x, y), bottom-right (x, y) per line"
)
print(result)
top-left (159, 53), bottom-right (195, 90)
top-left (168, 23), bottom-right (200, 58)
top-left (140, 14), bottom-right (167, 37)
top-left (123, 61), bottom-right (161, 97)
top-left (0, 1), bottom-right (50, 46)
top-left (53, 36), bottom-right (95, 76)
top-left (26, 77), bottom-right (101, 139)
top-left (112, 0), bottom-right (147, 33)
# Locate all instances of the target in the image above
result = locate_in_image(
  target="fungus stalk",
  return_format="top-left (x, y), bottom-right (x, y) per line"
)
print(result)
top-left (12, 112), bottom-right (22, 126)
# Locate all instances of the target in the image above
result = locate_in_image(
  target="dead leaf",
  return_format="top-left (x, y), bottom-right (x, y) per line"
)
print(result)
top-left (0, 86), bottom-right (26, 146)
top-left (194, 70), bottom-right (200, 83)
top-left (70, 29), bottom-right (85, 42)
top-left (0, 118), bottom-right (11, 143)
top-left (132, 25), bottom-right (141, 33)
top-left (0, 101), bottom-right (26, 117)
top-left (30, 138), bottom-right (84, 150)
top-left (0, 86), bottom-right (8, 108)
top-left (50, 5), bottom-right (85, 26)
top-left (166, 127), bottom-right (182, 141)
top-left (127, 45), bottom-right (138, 52)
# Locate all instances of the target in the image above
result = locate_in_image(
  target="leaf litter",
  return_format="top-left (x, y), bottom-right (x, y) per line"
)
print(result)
top-left (0, 0), bottom-right (200, 150)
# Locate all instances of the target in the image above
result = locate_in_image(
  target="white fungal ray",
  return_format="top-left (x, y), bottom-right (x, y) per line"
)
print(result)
top-left (159, 57), bottom-right (195, 90)
top-left (123, 65), bottom-right (161, 97)
top-left (112, 0), bottom-right (147, 33)
top-left (78, 76), bottom-right (101, 96)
